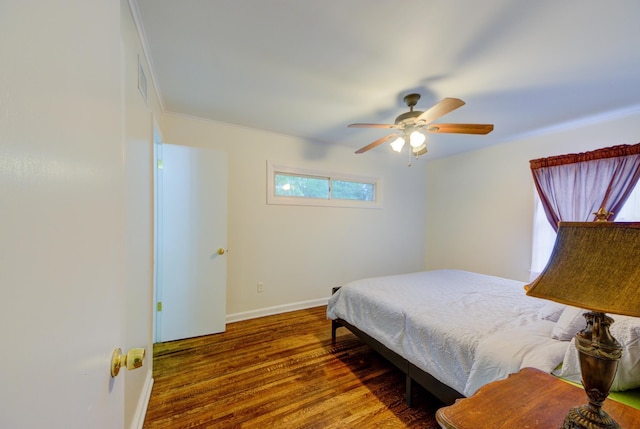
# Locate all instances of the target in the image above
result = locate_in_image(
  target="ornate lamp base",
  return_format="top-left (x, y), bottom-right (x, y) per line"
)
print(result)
top-left (562, 403), bottom-right (620, 429)
top-left (562, 312), bottom-right (623, 429)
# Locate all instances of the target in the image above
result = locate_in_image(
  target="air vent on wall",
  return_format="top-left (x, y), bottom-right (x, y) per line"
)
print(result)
top-left (138, 54), bottom-right (148, 104)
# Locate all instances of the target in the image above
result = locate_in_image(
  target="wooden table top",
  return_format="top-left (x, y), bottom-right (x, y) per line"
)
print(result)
top-left (436, 367), bottom-right (640, 429)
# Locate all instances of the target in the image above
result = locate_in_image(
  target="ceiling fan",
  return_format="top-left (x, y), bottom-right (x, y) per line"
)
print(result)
top-left (349, 93), bottom-right (494, 157)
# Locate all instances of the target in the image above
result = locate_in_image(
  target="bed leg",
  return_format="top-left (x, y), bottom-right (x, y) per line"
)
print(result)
top-left (331, 320), bottom-right (338, 343)
top-left (405, 374), bottom-right (413, 407)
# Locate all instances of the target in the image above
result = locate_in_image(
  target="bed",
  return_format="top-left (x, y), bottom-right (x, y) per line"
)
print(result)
top-left (327, 269), bottom-right (640, 406)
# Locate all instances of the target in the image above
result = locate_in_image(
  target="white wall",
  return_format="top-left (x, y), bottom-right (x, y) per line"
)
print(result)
top-left (160, 114), bottom-right (429, 318)
top-left (425, 110), bottom-right (640, 282)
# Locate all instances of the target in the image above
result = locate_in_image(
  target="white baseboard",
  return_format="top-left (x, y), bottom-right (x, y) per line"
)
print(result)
top-left (225, 297), bottom-right (329, 324)
top-left (131, 369), bottom-right (154, 429)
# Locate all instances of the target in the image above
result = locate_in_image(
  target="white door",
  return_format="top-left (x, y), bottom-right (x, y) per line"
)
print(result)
top-left (158, 144), bottom-right (228, 342)
top-left (0, 1), bottom-right (124, 427)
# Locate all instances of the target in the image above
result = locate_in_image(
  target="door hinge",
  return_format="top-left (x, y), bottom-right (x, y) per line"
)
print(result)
top-left (157, 301), bottom-right (162, 312)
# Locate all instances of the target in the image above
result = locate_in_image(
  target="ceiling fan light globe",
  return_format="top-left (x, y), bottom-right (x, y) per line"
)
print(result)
top-left (390, 137), bottom-right (405, 152)
top-left (412, 143), bottom-right (426, 154)
top-left (409, 130), bottom-right (426, 147)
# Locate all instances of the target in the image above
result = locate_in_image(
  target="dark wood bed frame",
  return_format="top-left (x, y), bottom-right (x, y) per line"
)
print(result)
top-left (331, 318), bottom-right (463, 406)
top-left (330, 287), bottom-right (464, 407)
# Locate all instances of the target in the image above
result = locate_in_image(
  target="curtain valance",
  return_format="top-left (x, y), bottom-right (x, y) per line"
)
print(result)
top-left (530, 143), bottom-right (640, 231)
top-left (530, 144), bottom-right (640, 169)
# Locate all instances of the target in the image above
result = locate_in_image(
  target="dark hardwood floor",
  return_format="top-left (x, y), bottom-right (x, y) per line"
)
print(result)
top-left (143, 306), bottom-right (443, 428)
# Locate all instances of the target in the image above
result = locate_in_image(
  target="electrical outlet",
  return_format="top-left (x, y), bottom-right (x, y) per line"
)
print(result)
top-left (257, 282), bottom-right (264, 293)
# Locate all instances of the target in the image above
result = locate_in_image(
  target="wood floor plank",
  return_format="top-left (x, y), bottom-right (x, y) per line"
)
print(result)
top-left (143, 306), bottom-right (442, 428)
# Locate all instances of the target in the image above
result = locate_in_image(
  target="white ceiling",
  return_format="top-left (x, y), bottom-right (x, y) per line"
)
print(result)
top-left (133, 0), bottom-right (640, 160)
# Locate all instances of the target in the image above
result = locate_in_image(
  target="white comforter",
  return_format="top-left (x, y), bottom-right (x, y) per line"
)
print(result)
top-left (327, 269), bottom-right (569, 396)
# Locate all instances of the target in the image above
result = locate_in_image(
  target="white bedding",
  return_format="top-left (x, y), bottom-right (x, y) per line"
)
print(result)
top-left (327, 269), bottom-right (569, 396)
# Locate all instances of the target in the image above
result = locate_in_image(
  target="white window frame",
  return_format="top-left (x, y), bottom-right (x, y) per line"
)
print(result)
top-left (267, 161), bottom-right (383, 209)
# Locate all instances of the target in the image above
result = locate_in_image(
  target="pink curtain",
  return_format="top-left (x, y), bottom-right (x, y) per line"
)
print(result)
top-left (530, 144), bottom-right (640, 232)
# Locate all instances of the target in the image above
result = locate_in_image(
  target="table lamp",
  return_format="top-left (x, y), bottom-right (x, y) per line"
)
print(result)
top-left (526, 221), bottom-right (640, 429)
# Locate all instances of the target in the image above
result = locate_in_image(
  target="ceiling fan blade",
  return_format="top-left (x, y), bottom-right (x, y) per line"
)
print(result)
top-left (355, 134), bottom-right (398, 154)
top-left (415, 98), bottom-right (465, 124)
top-left (426, 123), bottom-right (494, 134)
top-left (348, 123), bottom-right (398, 129)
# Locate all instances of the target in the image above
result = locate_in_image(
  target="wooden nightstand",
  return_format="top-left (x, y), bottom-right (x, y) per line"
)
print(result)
top-left (436, 367), bottom-right (640, 428)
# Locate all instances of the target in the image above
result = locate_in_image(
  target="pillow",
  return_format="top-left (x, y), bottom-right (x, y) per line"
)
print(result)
top-left (554, 314), bottom-right (640, 391)
top-left (551, 306), bottom-right (588, 341)
top-left (538, 301), bottom-right (566, 322)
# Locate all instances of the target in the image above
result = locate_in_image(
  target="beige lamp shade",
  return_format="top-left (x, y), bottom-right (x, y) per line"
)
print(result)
top-left (526, 222), bottom-right (640, 317)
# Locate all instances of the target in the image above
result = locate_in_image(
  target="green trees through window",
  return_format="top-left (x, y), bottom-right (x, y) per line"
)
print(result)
top-left (332, 180), bottom-right (375, 201)
top-left (275, 174), bottom-right (329, 199)
top-left (274, 173), bottom-right (375, 201)
top-left (268, 162), bottom-right (381, 208)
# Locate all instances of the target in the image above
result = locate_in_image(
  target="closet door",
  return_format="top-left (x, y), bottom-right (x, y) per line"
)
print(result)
top-left (158, 144), bottom-right (227, 342)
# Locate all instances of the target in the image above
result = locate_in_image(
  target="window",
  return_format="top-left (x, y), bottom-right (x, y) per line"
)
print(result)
top-left (267, 162), bottom-right (382, 208)
top-left (615, 180), bottom-right (640, 221)
top-left (530, 180), bottom-right (640, 279)
top-left (529, 144), bottom-right (640, 279)
top-left (529, 191), bottom-right (560, 280)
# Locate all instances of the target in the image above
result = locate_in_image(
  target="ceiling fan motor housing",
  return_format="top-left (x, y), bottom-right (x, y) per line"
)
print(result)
top-left (395, 110), bottom-right (424, 125)
top-left (396, 93), bottom-right (424, 125)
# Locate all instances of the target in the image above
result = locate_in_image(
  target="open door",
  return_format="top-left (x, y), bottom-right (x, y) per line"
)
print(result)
top-left (155, 144), bottom-right (228, 342)
top-left (1, 2), bottom-right (125, 427)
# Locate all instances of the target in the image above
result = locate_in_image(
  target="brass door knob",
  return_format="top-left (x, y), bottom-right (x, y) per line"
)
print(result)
top-left (111, 348), bottom-right (146, 377)
top-left (217, 248), bottom-right (226, 255)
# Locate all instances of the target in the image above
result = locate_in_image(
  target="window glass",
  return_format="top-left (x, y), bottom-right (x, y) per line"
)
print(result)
top-left (530, 193), bottom-right (558, 280)
top-left (267, 162), bottom-right (382, 208)
top-left (274, 173), bottom-right (329, 199)
top-left (332, 180), bottom-right (375, 201)
top-left (615, 181), bottom-right (640, 221)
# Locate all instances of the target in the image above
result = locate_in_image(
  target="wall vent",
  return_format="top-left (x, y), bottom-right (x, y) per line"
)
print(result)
top-left (138, 54), bottom-right (148, 104)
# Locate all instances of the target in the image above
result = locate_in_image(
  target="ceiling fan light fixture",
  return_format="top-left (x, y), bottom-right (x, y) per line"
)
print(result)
top-left (411, 143), bottom-right (426, 155)
top-left (409, 130), bottom-right (426, 148)
top-left (390, 136), bottom-right (405, 152)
